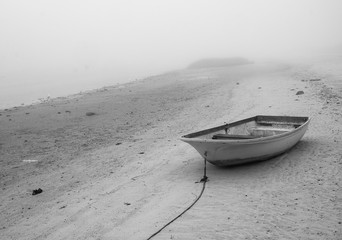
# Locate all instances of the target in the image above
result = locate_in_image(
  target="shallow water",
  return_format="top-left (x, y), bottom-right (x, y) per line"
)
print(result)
top-left (0, 71), bottom-right (148, 110)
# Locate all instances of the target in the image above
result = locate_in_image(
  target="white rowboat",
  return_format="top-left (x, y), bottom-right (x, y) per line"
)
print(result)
top-left (180, 115), bottom-right (310, 166)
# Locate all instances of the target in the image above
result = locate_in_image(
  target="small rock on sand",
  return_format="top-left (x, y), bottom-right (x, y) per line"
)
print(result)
top-left (32, 188), bottom-right (43, 195)
top-left (296, 90), bottom-right (304, 95)
top-left (86, 112), bottom-right (96, 116)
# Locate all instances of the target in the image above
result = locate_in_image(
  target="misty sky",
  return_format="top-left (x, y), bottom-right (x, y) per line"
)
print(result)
top-left (0, 0), bottom-right (342, 107)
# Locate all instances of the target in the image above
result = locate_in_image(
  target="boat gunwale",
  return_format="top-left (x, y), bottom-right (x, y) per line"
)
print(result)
top-left (180, 115), bottom-right (311, 145)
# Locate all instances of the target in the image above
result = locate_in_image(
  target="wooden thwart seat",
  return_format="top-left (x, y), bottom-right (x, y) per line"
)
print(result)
top-left (212, 134), bottom-right (260, 140)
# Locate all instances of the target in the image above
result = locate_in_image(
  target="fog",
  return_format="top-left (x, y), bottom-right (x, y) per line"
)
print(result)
top-left (1, 0), bottom-right (342, 108)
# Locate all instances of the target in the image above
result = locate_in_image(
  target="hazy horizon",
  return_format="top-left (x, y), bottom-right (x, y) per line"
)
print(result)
top-left (1, 0), bottom-right (342, 108)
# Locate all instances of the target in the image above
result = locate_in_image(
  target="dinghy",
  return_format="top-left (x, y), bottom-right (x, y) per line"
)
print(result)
top-left (180, 115), bottom-right (310, 166)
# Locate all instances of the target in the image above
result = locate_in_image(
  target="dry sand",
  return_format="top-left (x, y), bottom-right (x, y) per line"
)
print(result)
top-left (0, 58), bottom-right (341, 239)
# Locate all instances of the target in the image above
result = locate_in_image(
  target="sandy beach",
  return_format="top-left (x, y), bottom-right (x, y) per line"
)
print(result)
top-left (0, 58), bottom-right (341, 239)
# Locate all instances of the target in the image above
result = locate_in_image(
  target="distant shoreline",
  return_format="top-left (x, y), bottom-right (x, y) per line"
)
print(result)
top-left (0, 73), bottom-right (152, 111)
top-left (0, 57), bottom-right (255, 111)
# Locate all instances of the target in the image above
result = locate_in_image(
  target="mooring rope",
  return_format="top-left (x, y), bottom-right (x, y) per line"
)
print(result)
top-left (146, 158), bottom-right (208, 240)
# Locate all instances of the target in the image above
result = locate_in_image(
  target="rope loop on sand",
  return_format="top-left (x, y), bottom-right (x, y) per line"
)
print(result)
top-left (146, 158), bottom-right (208, 240)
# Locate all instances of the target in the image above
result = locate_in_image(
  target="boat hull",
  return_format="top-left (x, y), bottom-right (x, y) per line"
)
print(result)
top-left (180, 115), bottom-right (310, 166)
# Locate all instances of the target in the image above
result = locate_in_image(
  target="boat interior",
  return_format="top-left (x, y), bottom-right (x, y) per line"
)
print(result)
top-left (182, 115), bottom-right (309, 140)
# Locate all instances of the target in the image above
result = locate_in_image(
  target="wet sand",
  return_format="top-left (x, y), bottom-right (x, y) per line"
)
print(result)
top-left (0, 58), bottom-right (341, 239)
